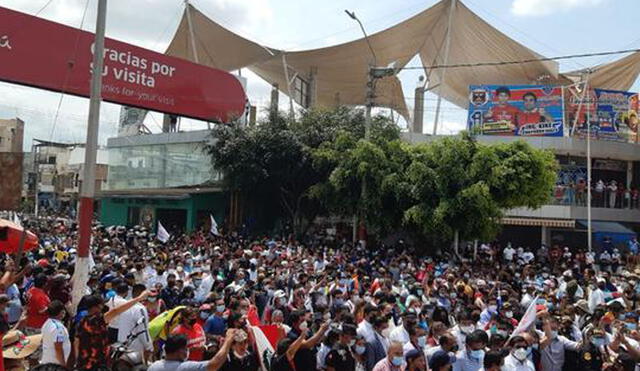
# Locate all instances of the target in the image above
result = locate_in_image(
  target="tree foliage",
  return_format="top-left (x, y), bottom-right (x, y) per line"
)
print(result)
top-left (208, 106), bottom-right (558, 246)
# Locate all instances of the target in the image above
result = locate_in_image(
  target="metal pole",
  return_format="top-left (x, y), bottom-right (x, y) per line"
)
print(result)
top-left (184, 0), bottom-right (200, 63)
top-left (432, 0), bottom-right (456, 135)
top-left (77, 0), bottom-right (107, 259)
top-left (586, 78), bottom-right (592, 253)
top-left (365, 66), bottom-right (373, 140)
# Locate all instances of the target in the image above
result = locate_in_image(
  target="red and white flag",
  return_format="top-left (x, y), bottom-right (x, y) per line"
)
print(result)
top-left (251, 325), bottom-right (285, 371)
top-left (509, 296), bottom-right (538, 340)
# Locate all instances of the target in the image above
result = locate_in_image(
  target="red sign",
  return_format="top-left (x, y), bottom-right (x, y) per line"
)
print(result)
top-left (0, 7), bottom-right (246, 122)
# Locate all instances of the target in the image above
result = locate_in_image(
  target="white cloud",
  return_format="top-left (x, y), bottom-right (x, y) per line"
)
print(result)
top-left (511, 0), bottom-right (607, 16)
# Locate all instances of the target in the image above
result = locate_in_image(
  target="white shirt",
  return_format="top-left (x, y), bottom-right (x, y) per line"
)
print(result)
top-left (504, 247), bottom-right (516, 261)
top-left (588, 288), bottom-right (606, 312)
top-left (502, 353), bottom-right (535, 371)
top-left (389, 325), bottom-right (410, 344)
top-left (107, 295), bottom-right (128, 330)
top-left (41, 318), bottom-right (71, 365)
top-left (117, 302), bottom-right (153, 353)
top-left (357, 320), bottom-right (376, 343)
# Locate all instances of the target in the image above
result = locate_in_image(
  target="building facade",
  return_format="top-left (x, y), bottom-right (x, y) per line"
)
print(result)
top-left (99, 130), bottom-right (226, 233)
top-left (0, 118), bottom-right (24, 210)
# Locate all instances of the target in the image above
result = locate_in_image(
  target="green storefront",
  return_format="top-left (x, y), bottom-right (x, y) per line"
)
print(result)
top-left (100, 188), bottom-right (227, 233)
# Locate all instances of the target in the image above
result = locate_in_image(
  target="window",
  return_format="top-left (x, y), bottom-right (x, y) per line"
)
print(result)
top-left (48, 156), bottom-right (56, 164)
top-left (0, 137), bottom-right (3, 143)
top-left (292, 75), bottom-right (309, 108)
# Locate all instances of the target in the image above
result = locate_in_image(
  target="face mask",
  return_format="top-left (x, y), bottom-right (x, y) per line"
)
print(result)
top-left (450, 292), bottom-right (458, 299)
top-left (216, 305), bottom-right (225, 313)
top-left (625, 322), bottom-right (637, 331)
top-left (461, 325), bottom-right (475, 334)
top-left (514, 348), bottom-right (528, 361)
top-left (419, 321), bottom-right (429, 331)
top-left (591, 337), bottom-right (605, 347)
top-left (355, 345), bottom-right (366, 355)
top-left (417, 289), bottom-right (424, 296)
top-left (392, 356), bottom-right (404, 366)
top-left (348, 339), bottom-right (356, 347)
top-left (550, 331), bottom-right (558, 339)
top-left (470, 349), bottom-right (485, 361)
top-left (531, 344), bottom-right (539, 350)
top-left (200, 312), bottom-right (210, 320)
top-left (505, 311), bottom-right (513, 319)
top-left (496, 330), bottom-right (508, 338)
top-left (299, 322), bottom-right (308, 332)
top-left (148, 296), bottom-right (157, 303)
top-left (193, 279), bottom-right (202, 287)
top-left (464, 273), bottom-right (470, 279)
top-left (417, 336), bottom-right (427, 348)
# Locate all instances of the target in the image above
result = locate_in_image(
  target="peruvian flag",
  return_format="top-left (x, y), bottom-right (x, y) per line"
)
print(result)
top-left (251, 325), bottom-right (286, 371)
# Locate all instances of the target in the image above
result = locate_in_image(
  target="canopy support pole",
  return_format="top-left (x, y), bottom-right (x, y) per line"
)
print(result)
top-left (585, 72), bottom-right (592, 253)
top-left (282, 54), bottom-right (295, 119)
top-left (185, 0), bottom-right (200, 63)
top-left (432, 0), bottom-right (456, 135)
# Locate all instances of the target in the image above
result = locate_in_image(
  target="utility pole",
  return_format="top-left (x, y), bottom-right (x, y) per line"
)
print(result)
top-left (72, 0), bottom-right (107, 313)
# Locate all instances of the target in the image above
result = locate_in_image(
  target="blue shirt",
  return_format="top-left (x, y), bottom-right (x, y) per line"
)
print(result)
top-left (5, 284), bottom-right (21, 324)
top-left (203, 315), bottom-right (226, 336)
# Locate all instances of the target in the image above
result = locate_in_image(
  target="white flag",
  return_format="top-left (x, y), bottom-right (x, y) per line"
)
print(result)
top-left (157, 221), bottom-right (170, 243)
top-left (210, 214), bottom-right (219, 236)
top-left (12, 212), bottom-right (20, 227)
top-left (509, 296), bottom-right (538, 340)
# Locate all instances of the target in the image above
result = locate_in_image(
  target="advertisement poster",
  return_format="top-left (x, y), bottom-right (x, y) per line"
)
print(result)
top-left (468, 85), bottom-right (564, 137)
top-left (0, 6), bottom-right (246, 122)
top-left (567, 87), bottom-right (639, 143)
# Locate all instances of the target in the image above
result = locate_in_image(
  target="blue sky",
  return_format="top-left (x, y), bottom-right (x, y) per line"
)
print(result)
top-left (1, 0), bottom-right (639, 147)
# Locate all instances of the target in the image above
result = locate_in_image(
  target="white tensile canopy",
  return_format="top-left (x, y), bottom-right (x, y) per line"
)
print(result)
top-left (165, 0), bottom-right (640, 123)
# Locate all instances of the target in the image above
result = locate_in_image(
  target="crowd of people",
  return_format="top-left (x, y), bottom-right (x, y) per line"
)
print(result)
top-left (553, 179), bottom-right (640, 209)
top-left (1, 218), bottom-right (640, 371)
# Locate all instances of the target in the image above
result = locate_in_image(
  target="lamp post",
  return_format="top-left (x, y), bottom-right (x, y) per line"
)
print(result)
top-left (345, 10), bottom-right (398, 244)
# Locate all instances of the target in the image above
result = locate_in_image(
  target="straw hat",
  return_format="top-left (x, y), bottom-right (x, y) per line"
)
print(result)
top-left (2, 330), bottom-right (42, 359)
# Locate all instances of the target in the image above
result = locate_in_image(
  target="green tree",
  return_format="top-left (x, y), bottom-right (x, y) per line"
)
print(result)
top-left (403, 133), bottom-right (558, 248)
top-left (206, 107), bottom-right (397, 236)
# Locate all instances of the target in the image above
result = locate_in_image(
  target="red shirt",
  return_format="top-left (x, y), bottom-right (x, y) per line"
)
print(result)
top-left (517, 110), bottom-right (543, 125)
top-left (25, 287), bottom-right (50, 328)
top-left (172, 324), bottom-right (206, 361)
top-left (490, 104), bottom-right (521, 123)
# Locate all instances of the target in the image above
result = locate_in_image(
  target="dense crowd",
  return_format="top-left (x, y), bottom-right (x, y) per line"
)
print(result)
top-left (1, 218), bottom-right (640, 371)
top-left (553, 179), bottom-right (640, 209)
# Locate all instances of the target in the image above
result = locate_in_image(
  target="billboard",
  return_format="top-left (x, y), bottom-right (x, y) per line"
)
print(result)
top-left (567, 87), bottom-right (639, 143)
top-left (0, 7), bottom-right (246, 123)
top-left (468, 85), bottom-right (564, 137)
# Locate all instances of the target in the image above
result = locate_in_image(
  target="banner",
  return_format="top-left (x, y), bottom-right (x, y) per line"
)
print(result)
top-left (468, 85), bottom-right (564, 137)
top-left (568, 87), bottom-right (639, 143)
top-left (0, 7), bottom-right (246, 122)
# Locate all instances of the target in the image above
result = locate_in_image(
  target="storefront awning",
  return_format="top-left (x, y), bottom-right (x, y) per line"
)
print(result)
top-left (576, 220), bottom-right (635, 234)
top-left (502, 217), bottom-right (575, 228)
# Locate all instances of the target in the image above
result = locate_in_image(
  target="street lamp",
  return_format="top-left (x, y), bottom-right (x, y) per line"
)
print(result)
top-left (345, 10), bottom-right (399, 245)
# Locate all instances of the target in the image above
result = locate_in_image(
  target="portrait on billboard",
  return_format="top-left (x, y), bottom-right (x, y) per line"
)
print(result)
top-left (468, 85), bottom-right (564, 137)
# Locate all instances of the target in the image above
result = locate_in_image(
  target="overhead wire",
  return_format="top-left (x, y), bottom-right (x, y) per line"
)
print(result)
top-left (398, 48), bottom-right (640, 71)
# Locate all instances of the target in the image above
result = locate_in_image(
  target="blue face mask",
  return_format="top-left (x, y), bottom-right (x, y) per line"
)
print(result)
top-left (470, 349), bottom-right (485, 360)
top-left (216, 305), bottom-right (225, 313)
top-left (417, 336), bottom-right (427, 348)
top-left (625, 322), bottom-right (637, 331)
top-left (355, 345), bottom-right (366, 355)
top-left (392, 356), bottom-right (404, 366)
top-left (550, 331), bottom-right (558, 339)
top-left (419, 321), bottom-right (429, 331)
top-left (591, 337), bottom-right (606, 347)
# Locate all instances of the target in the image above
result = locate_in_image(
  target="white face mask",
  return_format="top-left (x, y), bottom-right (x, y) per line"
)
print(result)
top-left (513, 347), bottom-right (528, 361)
